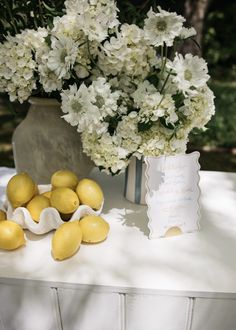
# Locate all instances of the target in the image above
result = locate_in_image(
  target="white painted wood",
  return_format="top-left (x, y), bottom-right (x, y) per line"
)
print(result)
top-left (125, 294), bottom-right (189, 330)
top-left (0, 168), bottom-right (236, 295)
top-left (0, 284), bottom-right (59, 330)
top-left (57, 288), bottom-right (120, 330)
top-left (191, 298), bottom-right (236, 330)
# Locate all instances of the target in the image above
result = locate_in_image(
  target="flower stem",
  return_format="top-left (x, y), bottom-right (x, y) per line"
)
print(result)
top-left (86, 37), bottom-right (104, 76)
top-left (160, 44), bottom-right (168, 78)
top-left (160, 69), bottom-right (172, 94)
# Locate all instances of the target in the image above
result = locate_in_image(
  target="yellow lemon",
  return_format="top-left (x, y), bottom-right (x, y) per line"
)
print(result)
top-left (51, 170), bottom-right (78, 190)
top-left (165, 227), bottom-right (182, 237)
top-left (26, 195), bottom-right (51, 222)
top-left (80, 215), bottom-right (109, 243)
top-left (0, 210), bottom-right (6, 221)
top-left (50, 187), bottom-right (80, 214)
top-left (0, 220), bottom-right (25, 250)
top-left (76, 179), bottom-right (103, 210)
top-left (7, 172), bottom-right (36, 208)
top-left (52, 221), bottom-right (82, 260)
top-left (41, 191), bottom-right (52, 199)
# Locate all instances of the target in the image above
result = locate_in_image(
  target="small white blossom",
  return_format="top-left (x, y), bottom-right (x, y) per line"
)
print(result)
top-left (66, 0), bottom-right (119, 42)
top-left (98, 24), bottom-right (159, 80)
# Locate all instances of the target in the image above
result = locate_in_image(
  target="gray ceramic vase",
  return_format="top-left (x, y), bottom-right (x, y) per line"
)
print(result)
top-left (12, 97), bottom-right (94, 184)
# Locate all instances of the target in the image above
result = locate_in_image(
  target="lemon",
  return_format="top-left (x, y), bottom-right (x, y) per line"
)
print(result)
top-left (165, 226), bottom-right (182, 237)
top-left (80, 215), bottom-right (109, 243)
top-left (26, 195), bottom-right (51, 222)
top-left (0, 210), bottom-right (6, 221)
top-left (41, 191), bottom-right (52, 199)
top-left (0, 220), bottom-right (25, 250)
top-left (76, 179), bottom-right (103, 210)
top-left (50, 187), bottom-right (80, 214)
top-left (7, 173), bottom-right (36, 208)
top-left (51, 170), bottom-right (78, 190)
top-left (52, 221), bottom-right (82, 260)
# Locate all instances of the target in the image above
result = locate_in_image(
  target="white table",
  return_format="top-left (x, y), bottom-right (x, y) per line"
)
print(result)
top-left (0, 167), bottom-right (236, 330)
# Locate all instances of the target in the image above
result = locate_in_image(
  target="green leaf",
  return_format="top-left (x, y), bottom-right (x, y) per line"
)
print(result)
top-left (147, 74), bottom-right (159, 88)
top-left (172, 92), bottom-right (185, 109)
top-left (138, 121), bottom-right (153, 132)
top-left (159, 117), bottom-right (175, 130)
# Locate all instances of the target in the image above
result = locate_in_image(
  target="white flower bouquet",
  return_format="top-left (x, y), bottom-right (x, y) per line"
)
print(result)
top-left (0, 0), bottom-right (215, 175)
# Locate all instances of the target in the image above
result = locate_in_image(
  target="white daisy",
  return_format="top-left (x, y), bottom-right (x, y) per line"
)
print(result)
top-left (144, 7), bottom-right (185, 47)
top-left (167, 53), bottom-right (210, 94)
top-left (47, 36), bottom-right (79, 79)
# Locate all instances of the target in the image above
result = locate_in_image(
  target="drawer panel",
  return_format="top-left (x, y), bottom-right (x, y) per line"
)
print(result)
top-left (58, 288), bottom-right (120, 330)
top-left (192, 298), bottom-right (236, 330)
top-left (0, 284), bottom-right (59, 330)
top-left (125, 294), bottom-right (189, 330)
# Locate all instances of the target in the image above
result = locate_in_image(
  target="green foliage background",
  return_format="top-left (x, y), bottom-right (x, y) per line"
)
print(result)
top-left (0, 0), bottom-right (65, 41)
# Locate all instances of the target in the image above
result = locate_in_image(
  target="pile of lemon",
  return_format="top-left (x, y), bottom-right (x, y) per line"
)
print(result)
top-left (0, 170), bottom-right (109, 261)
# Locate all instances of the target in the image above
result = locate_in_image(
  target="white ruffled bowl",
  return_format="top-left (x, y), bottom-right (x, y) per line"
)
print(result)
top-left (4, 185), bottom-right (103, 235)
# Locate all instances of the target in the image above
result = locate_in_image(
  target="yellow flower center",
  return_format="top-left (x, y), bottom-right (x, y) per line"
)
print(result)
top-left (156, 20), bottom-right (167, 32)
top-left (184, 69), bottom-right (193, 81)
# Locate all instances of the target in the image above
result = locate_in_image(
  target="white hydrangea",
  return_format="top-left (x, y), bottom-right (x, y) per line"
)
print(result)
top-left (65, 0), bottom-right (119, 42)
top-left (0, 37), bottom-right (36, 103)
top-left (98, 24), bottom-right (159, 79)
top-left (82, 130), bottom-right (130, 174)
top-left (81, 111), bottom-right (142, 174)
top-left (180, 85), bottom-right (215, 128)
top-left (167, 53), bottom-right (210, 95)
top-left (52, 14), bottom-right (82, 40)
top-left (116, 112), bottom-right (142, 154)
top-left (132, 81), bottom-right (178, 125)
top-left (137, 123), bottom-right (189, 157)
top-left (144, 7), bottom-right (185, 47)
top-left (15, 27), bottom-right (48, 50)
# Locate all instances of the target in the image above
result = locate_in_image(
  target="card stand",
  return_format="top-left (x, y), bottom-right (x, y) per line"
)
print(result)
top-left (145, 152), bottom-right (201, 239)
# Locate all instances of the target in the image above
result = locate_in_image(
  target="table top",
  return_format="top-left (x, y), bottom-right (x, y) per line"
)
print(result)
top-left (0, 167), bottom-right (236, 296)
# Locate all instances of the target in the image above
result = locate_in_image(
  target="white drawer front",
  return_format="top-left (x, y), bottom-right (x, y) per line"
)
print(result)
top-left (192, 298), bottom-right (236, 330)
top-left (57, 288), bottom-right (120, 330)
top-left (125, 294), bottom-right (189, 330)
top-left (0, 284), bottom-right (59, 330)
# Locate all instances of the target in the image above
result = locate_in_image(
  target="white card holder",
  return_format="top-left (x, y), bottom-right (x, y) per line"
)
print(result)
top-left (145, 152), bottom-right (201, 239)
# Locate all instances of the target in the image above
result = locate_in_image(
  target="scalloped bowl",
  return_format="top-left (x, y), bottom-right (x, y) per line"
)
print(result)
top-left (4, 185), bottom-right (104, 235)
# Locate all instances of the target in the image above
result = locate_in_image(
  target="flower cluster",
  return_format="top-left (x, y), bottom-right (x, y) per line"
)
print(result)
top-left (0, 2), bottom-right (215, 174)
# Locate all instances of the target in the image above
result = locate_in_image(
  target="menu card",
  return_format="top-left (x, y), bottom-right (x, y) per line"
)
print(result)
top-left (145, 152), bottom-right (201, 239)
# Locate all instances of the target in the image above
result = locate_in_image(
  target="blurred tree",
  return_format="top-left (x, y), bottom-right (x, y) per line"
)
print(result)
top-left (180, 0), bottom-right (212, 56)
